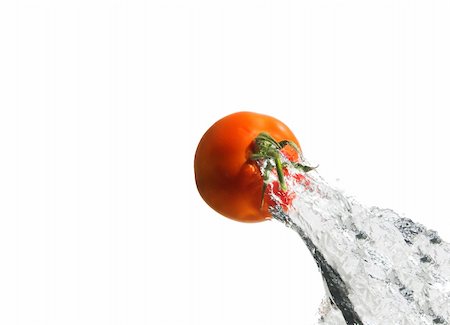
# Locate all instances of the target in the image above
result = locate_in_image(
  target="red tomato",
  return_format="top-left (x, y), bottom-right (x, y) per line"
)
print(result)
top-left (194, 111), bottom-right (304, 223)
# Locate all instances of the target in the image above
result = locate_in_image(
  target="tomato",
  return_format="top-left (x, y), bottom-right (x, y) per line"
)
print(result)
top-left (194, 111), bottom-right (306, 223)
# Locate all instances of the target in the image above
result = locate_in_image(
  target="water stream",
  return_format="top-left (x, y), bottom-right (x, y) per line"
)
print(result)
top-left (268, 162), bottom-right (450, 324)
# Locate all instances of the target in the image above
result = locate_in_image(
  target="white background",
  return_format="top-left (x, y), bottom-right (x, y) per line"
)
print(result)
top-left (1, 1), bottom-right (450, 324)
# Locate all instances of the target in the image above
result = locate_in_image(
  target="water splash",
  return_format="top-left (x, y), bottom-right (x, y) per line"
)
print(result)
top-left (268, 164), bottom-right (450, 324)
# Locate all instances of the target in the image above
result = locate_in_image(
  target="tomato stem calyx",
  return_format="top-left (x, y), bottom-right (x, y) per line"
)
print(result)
top-left (250, 132), bottom-right (315, 208)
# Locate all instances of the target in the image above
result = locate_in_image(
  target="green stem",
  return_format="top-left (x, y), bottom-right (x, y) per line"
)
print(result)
top-left (251, 132), bottom-right (315, 201)
top-left (274, 153), bottom-right (287, 191)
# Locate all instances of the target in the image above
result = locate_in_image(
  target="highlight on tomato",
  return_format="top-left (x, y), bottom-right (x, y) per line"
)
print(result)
top-left (194, 111), bottom-right (314, 223)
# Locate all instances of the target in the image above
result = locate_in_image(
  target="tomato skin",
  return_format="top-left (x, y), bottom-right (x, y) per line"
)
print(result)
top-left (194, 111), bottom-right (300, 223)
top-left (263, 181), bottom-right (295, 212)
top-left (262, 168), bottom-right (310, 214)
